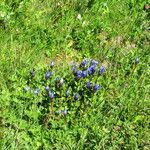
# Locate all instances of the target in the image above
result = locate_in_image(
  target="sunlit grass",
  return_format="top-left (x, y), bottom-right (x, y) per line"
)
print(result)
top-left (0, 0), bottom-right (149, 149)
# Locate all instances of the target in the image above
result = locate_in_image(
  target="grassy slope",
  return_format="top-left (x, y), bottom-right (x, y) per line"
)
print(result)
top-left (0, 0), bottom-right (150, 149)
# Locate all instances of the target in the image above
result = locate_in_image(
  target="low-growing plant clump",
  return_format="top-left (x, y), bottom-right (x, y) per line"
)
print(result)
top-left (22, 59), bottom-right (106, 127)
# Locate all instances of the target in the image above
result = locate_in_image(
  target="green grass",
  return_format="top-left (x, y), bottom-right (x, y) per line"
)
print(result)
top-left (0, 0), bottom-right (150, 149)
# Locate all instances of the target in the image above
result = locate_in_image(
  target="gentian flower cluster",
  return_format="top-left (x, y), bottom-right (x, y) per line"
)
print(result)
top-left (24, 58), bottom-right (106, 118)
top-left (73, 59), bottom-right (105, 79)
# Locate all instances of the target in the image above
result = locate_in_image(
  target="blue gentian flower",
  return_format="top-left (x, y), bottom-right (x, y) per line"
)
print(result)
top-left (49, 91), bottom-right (54, 99)
top-left (76, 70), bottom-right (83, 79)
top-left (79, 59), bottom-right (88, 68)
top-left (82, 70), bottom-right (88, 78)
top-left (86, 82), bottom-right (92, 88)
top-left (45, 85), bottom-right (50, 91)
top-left (74, 93), bottom-right (80, 100)
top-left (45, 71), bottom-right (52, 79)
top-left (88, 68), bottom-right (93, 75)
top-left (93, 85), bottom-right (100, 92)
top-left (88, 65), bottom-right (96, 75)
top-left (98, 66), bottom-right (105, 75)
top-left (34, 89), bottom-right (39, 95)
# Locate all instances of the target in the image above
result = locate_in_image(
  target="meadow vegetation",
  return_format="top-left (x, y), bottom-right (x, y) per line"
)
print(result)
top-left (0, 0), bottom-right (150, 149)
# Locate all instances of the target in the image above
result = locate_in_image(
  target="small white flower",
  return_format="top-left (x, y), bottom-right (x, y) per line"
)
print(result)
top-left (77, 14), bottom-right (82, 21)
